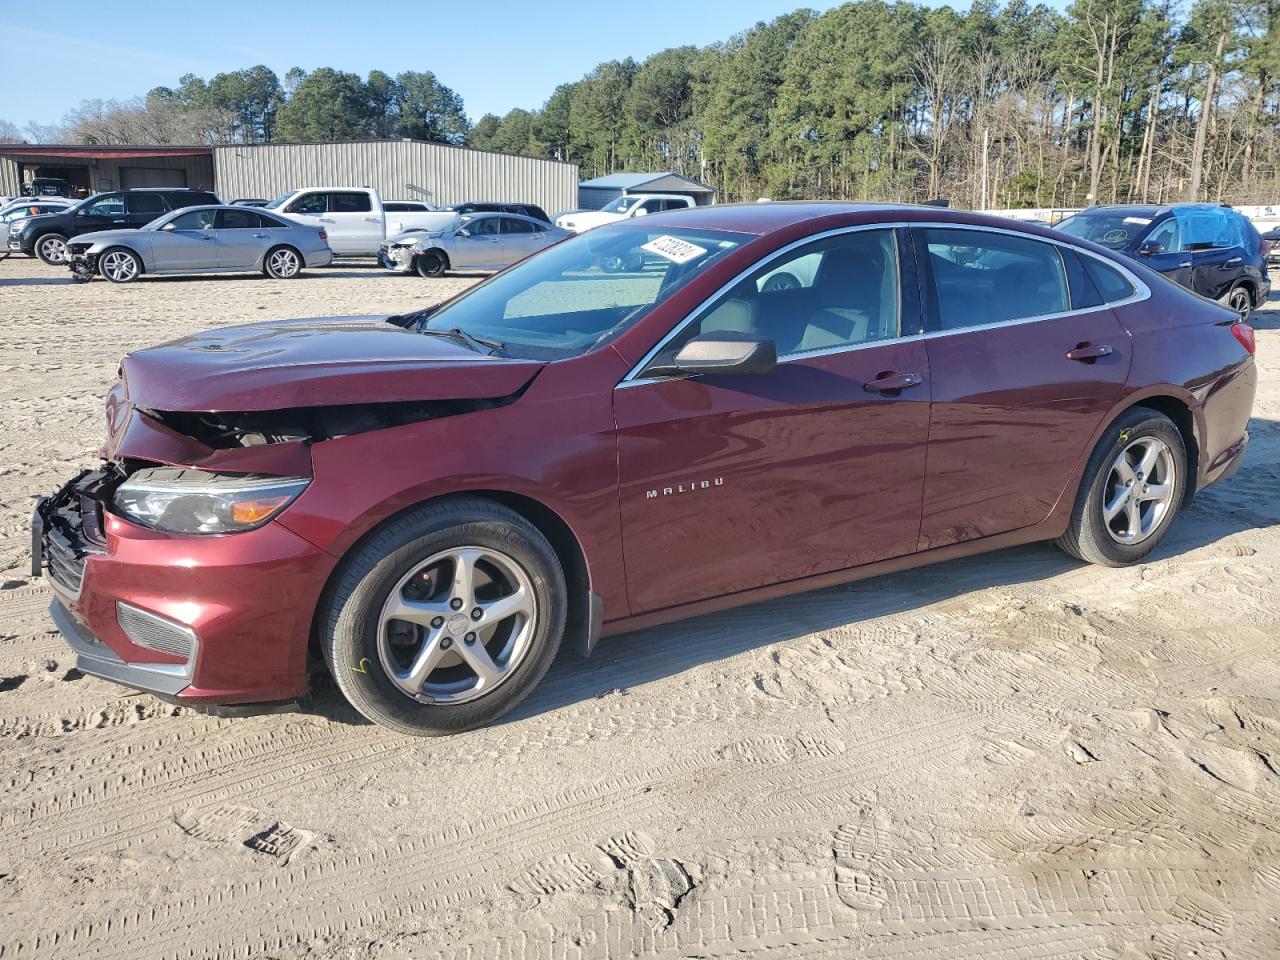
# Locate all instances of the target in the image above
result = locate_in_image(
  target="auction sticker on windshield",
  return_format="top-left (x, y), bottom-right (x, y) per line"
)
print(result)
top-left (641, 235), bottom-right (708, 264)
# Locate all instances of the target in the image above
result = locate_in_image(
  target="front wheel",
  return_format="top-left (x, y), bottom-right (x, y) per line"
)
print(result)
top-left (35, 233), bottom-right (69, 265)
top-left (263, 245), bottom-right (302, 279)
top-left (415, 250), bottom-right (448, 278)
top-left (98, 247), bottom-right (142, 283)
top-left (322, 498), bottom-right (567, 735)
top-left (1056, 408), bottom-right (1187, 566)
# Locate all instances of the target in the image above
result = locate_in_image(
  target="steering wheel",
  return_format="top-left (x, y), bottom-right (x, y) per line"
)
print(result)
top-left (762, 271), bottom-right (801, 292)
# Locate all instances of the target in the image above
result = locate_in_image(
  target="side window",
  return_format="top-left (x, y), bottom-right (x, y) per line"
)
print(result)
top-left (638, 199), bottom-right (666, 214)
top-left (1143, 218), bottom-right (1180, 253)
top-left (1223, 211), bottom-right (1249, 249)
top-left (1083, 257), bottom-right (1136, 303)
top-left (127, 194), bottom-right (166, 216)
top-left (329, 192), bottom-right (372, 213)
top-left (286, 193), bottom-right (327, 215)
top-left (651, 229), bottom-right (901, 365)
top-left (466, 216), bottom-right (500, 236)
top-left (84, 195), bottom-right (126, 217)
top-left (922, 228), bottom-right (1069, 331)
top-left (663, 199), bottom-right (689, 211)
top-left (500, 217), bottom-right (536, 234)
top-left (257, 213), bottom-right (290, 229)
top-left (1175, 208), bottom-right (1228, 251)
top-left (216, 209), bottom-right (260, 229)
top-left (383, 202), bottom-right (407, 213)
top-left (170, 209), bottom-right (216, 230)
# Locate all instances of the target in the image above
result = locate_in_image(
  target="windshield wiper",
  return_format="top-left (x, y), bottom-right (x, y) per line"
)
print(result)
top-left (418, 326), bottom-right (505, 356)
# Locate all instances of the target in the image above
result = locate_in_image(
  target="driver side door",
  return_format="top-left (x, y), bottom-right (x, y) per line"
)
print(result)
top-left (613, 227), bottom-right (932, 614)
top-left (151, 208), bottom-right (218, 270)
top-left (450, 215), bottom-right (505, 268)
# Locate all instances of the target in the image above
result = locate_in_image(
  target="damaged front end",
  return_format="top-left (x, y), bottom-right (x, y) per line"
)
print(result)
top-left (67, 244), bottom-right (98, 283)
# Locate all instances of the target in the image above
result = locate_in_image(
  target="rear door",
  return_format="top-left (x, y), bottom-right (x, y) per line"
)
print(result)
top-left (214, 208), bottom-right (267, 268)
top-left (1188, 208), bottom-right (1247, 301)
top-left (615, 227), bottom-right (931, 613)
top-left (323, 191), bottom-right (382, 254)
top-left (916, 226), bottom-right (1131, 549)
top-left (124, 192), bottom-right (167, 228)
top-left (498, 215), bottom-right (544, 263)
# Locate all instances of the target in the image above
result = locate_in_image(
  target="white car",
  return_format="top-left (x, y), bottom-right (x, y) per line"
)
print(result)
top-left (556, 194), bottom-right (696, 233)
top-left (0, 198), bottom-right (75, 248)
top-left (264, 188), bottom-right (453, 256)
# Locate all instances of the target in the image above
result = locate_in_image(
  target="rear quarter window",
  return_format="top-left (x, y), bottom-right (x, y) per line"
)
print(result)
top-left (1083, 257), bottom-right (1137, 303)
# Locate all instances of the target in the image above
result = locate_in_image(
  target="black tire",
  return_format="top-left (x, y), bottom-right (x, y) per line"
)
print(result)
top-left (34, 232), bottom-right (69, 265)
top-left (1225, 283), bottom-right (1253, 320)
top-left (415, 250), bottom-right (448, 278)
top-left (322, 497), bottom-right (567, 736)
top-left (98, 247), bottom-right (142, 284)
top-left (1056, 407), bottom-right (1187, 567)
top-left (263, 245), bottom-right (303, 279)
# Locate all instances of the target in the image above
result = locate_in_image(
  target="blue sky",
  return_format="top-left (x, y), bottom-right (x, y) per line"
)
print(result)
top-left (0, 0), bottom-right (1048, 132)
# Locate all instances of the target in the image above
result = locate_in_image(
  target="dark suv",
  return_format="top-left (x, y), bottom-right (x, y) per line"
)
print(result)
top-left (444, 201), bottom-right (551, 224)
top-left (11, 188), bottom-right (221, 264)
top-left (1056, 203), bottom-right (1271, 318)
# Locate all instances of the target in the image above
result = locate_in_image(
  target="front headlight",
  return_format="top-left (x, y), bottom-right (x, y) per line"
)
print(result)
top-left (113, 468), bottom-right (309, 535)
top-left (9, 218), bottom-right (28, 233)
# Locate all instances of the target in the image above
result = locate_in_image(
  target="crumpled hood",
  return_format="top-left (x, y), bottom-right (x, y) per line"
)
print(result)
top-left (120, 315), bottom-right (545, 412)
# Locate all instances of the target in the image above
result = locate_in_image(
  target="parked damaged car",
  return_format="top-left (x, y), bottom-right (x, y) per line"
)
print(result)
top-left (34, 204), bottom-right (1256, 736)
top-left (67, 205), bottom-right (333, 283)
top-left (379, 212), bottom-right (569, 277)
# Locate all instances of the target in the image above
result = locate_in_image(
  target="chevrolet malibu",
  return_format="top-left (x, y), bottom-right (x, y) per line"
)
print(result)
top-left (34, 203), bottom-right (1257, 735)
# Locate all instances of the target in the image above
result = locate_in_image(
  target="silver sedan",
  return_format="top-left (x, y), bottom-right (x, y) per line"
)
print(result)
top-left (379, 212), bottom-right (570, 278)
top-left (67, 205), bottom-right (334, 283)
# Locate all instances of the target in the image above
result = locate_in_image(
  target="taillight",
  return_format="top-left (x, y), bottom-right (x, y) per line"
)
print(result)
top-left (1261, 236), bottom-right (1272, 258)
top-left (1232, 321), bottom-right (1256, 355)
top-left (318, 229), bottom-right (327, 240)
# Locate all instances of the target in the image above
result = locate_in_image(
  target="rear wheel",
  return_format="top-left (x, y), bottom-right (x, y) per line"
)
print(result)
top-left (98, 247), bottom-right (142, 283)
top-left (35, 233), bottom-right (68, 265)
top-left (1056, 408), bottom-right (1186, 566)
top-left (322, 498), bottom-right (567, 735)
top-left (263, 245), bottom-right (302, 279)
top-left (415, 250), bottom-right (448, 278)
top-left (1226, 283), bottom-right (1253, 319)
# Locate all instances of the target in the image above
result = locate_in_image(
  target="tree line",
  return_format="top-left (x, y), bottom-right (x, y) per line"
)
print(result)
top-left (4, 0), bottom-right (1278, 208)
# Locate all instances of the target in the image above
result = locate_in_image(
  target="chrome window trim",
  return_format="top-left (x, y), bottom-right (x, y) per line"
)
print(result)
top-left (617, 220), bottom-right (1151, 389)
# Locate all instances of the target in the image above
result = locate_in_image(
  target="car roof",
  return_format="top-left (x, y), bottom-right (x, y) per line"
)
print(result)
top-left (625, 201), bottom-right (1047, 236)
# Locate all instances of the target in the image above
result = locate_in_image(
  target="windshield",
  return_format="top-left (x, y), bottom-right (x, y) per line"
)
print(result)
top-left (264, 192), bottom-right (296, 210)
top-left (1055, 212), bottom-right (1153, 250)
top-left (601, 197), bottom-right (638, 214)
top-left (414, 224), bottom-right (754, 360)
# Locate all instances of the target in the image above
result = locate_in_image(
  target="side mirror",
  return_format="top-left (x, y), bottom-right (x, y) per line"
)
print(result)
top-left (632, 207), bottom-right (648, 217)
top-left (654, 334), bottom-right (777, 377)
top-left (161, 222), bottom-right (176, 231)
top-left (1137, 241), bottom-right (1164, 256)
top-left (456, 228), bottom-right (470, 237)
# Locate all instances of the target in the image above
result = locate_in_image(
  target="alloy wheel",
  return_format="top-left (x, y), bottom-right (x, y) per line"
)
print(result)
top-left (39, 236), bottom-right (67, 263)
top-left (376, 546), bottom-right (537, 704)
top-left (1229, 287), bottom-right (1251, 319)
top-left (100, 251), bottom-right (138, 282)
top-left (269, 249), bottom-right (300, 277)
top-left (1102, 436), bottom-right (1176, 545)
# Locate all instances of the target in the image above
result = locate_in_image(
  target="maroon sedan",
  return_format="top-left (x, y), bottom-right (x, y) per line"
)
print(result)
top-left (34, 203), bottom-right (1256, 735)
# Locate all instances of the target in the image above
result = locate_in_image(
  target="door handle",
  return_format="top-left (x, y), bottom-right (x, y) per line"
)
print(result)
top-left (252, 233), bottom-right (267, 238)
top-left (1220, 256), bottom-right (1243, 268)
top-left (112, 219), bottom-right (127, 223)
top-left (863, 371), bottom-right (922, 393)
top-left (200, 235), bottom-right (215, 241)
top-left (363, 217), bottom-right (380, 222)
top-left (1066, 343), bottom-right (1113, 362)
top-left (1178, 260), bottom-right (1192, 268)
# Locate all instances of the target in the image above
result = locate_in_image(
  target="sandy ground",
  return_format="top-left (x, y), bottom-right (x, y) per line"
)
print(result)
top-left (0, 253), bottom-right (1277, 960)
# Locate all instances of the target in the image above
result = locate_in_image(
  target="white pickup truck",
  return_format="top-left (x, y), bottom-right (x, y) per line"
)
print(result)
top-left (555, 194), bottom-right (697, 234)
top-left (265, 188), bottom-right (452, 255)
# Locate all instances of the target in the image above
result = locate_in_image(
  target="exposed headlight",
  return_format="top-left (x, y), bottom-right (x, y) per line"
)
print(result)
top-left (113, 468), bottom-right (309, 535)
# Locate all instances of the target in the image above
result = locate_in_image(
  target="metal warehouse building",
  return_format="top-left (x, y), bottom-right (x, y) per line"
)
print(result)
top-left (0, 140), bottom-right (579, 215)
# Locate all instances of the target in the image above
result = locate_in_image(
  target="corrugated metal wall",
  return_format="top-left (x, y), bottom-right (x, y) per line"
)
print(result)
top-left (213, 141), bottom-right (578, 213)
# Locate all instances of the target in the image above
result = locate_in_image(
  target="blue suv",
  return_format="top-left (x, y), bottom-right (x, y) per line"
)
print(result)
top-left (1056, 203), bottom-right (1271, 318)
